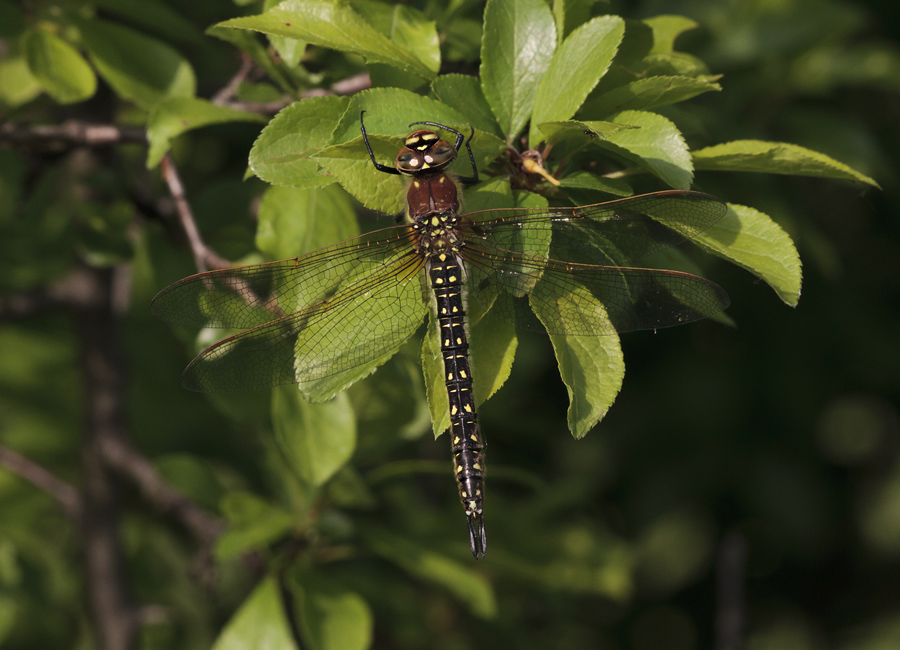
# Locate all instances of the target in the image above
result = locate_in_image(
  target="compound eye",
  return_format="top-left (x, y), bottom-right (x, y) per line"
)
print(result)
top-left (396, 151), bottom-right (422, 171)
top-left (426, 144), bottom-right (455, 165)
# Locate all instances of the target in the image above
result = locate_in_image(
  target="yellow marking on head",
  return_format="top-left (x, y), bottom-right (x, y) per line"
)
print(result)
top-left (413, 180), bottom-right (420, 188)
top-left (438, 176), bottom-right (445, 183)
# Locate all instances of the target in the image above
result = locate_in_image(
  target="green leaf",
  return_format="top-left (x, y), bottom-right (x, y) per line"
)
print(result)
top-left (557, 170), bottom-right (634, 198)
top-left (272, 387), bottom-right (356, 488)
top-left (211, 577), bottom-right (298, 650)
top-left (602, 110), bottom-right (693, 189)
top-left (77, 18), bottom-right (195, 109)
top-left (431, 73), bottom-right (504, 139)
top-left (531, 280), bottom-right (625, 439)
top-left (581, 75), bottom-right (721, 117)
top-left (292, 572), bottom-right (373, 650)
top-left (552, 0), bottom-right (595, 43)
top-left (146, 97), bottom-right (266, 167)
top-left (92, 0), bottom-right (204, 45)
top-left (693, 203), bottom-right (803, 307)
top-left (206, 25), bottom-right (296, 94)
top-left (250, 95), bottom-right (349, 187)
top-left (530, 15), bottom-right (625, 146)
top-left (643, 15), bottom-right (698, 54)
top-left (22, 28), bottom-right (96, 104)
top-left (362, 525), bottom-right (498, 618)
top-left (536, 119), bottom-right (636, 145)
top-left (0, 55), bottom-right (42, 109)
top-left (216, 0), bottom-right (434, 80)
top-left (480, 0), bottom-right (556, 140)
top-left (256, 183), bottom-right (358, 261)
top-left (693, 140), bottom-right (879, 186)
top-left (357, 2), bottom-right (440, 74)
top-left (215, 492), bottom-right (296, 560)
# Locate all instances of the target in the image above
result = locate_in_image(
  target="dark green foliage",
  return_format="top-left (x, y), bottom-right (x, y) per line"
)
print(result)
top-left (0, 0), bottom-right (896, 648)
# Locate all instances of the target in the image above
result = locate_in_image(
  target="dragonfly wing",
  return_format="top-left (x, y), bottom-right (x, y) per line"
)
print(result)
top-left (151, 225), bottom-right (416, 330)
top-left (461, 190), bottom-right (727, 266)
top-left (463, 241), bottom-right (729, 337)
top-left (527, 262), bottom-right (731, 335)
top-left (182, 253), bottom-right (430, 394)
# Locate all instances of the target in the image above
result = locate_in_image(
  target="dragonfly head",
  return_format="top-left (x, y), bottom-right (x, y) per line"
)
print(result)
top-left (395, 129), bottom-right (458, 175)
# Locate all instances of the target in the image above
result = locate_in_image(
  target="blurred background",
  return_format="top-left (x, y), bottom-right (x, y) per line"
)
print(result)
top-left (1, 0), bottom-right (899, 648)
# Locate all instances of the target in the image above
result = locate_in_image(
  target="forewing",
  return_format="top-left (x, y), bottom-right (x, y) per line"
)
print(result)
top-left (460, 190), bottom-right (730, 335)
top-left (460, 190), bottom-right (727, 267)
top-left (151, 225), bottom-right (417, 330)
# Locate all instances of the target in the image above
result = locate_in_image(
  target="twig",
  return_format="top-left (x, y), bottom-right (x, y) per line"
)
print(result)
top-left (211, 54), bottom-right (256, 106)
top-left (0, 120), bottom-right (145, 148)
top-left (0, 266), bottom-right (106, 320)
top-left (326, 71), bottom-right (372, 95)
top-left (98, 436), bottom-right (226, 546)
top-left (160, 153), bottom-right (229, 272)
top-left (0, 445), bottom-right (82, 520)
top-left (715, 531), bottom-right (748, 650)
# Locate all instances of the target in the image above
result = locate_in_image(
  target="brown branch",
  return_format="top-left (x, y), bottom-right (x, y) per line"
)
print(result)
top-left (0, 445), bottom-right (82, 519)
top-left (215, 71), bottom-right (372, 114)
top-left (98, 436), bottom-right (226, 546)
top-left (79, 267), bottom-right (136, 650)
top-left (715, 531), bottom-right (748, 650)
top-left (0, 120), bottom-right (145, 149)
top-left (211, 54), bottom-right (256, 106)
top-left (160, 153), bottom-right (230, 273)
top-left (0, 266), bottom-right (108, 320)
top-left (327, 71), bottom-right (371, 95)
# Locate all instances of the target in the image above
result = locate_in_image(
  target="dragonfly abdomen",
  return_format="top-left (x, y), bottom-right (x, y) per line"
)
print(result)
top-left (427, 254), bottom-right (487, 559)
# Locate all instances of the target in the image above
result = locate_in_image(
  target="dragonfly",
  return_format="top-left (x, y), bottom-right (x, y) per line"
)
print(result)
top-left (151, 112), bottom-right (730, 559)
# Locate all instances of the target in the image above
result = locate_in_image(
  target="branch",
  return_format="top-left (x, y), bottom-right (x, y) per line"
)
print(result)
top-left (715, 531), bottom-right (748, 650)
top-left (98, 436), bottom-right (226, 547)
top-left (0, 445), bottom-right (82, 519)
top-left (215, 71), bottom-right (372, 114)
top-left (160, 154), bottom-right (230, 272)
top-left (0, 266), bottom-right (107, 320)
top-left (79, 267), bottom-right (137, 650)
top-left (0, 120), bottom-right (145, 148)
